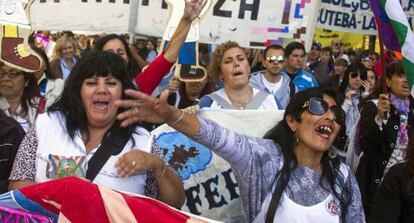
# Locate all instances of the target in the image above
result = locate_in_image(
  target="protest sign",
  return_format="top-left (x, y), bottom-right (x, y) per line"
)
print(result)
top-left (136, 0), bottom-right (320, 49)
top-left (317, 0), bottom-right (414, 35)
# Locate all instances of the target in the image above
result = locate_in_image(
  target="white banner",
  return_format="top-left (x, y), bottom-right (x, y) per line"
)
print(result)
top-left (136, 0), bottom-right (321, 49)
top-left (317, 0), bottom-right (414, 35)
top-left (152, 109), bottom-right (284, 222)
top-left (30, 0), bottom-right (321, 48)
top-left (30, 0), bottom-right (136, 33)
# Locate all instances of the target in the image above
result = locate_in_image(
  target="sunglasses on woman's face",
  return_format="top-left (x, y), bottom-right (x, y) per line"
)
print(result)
top-left (350, 72), bottom-right (367, 80)
top-left (301, 98), bottom-right (344, 125)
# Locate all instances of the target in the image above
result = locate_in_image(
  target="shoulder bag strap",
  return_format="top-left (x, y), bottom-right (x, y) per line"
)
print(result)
top-left (85, 121), bottom-right (132, 181)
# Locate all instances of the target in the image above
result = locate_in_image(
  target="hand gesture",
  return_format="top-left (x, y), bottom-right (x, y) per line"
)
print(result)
top-left (116, 150), bottom-right (164, 177)
top-left (377, 93), bottom-right (390, 120)
top-left (167, 76), bottom-right (181, 92)
top-left (345, 90), bottom-right (357, 100)
top-left (182, 105), bottom-right (200, 115)
top-left (115, 90), bottom-right (174, 127)
top-left (361, 80), bottom-right (370, 95)
top-left (182, 0), bottom-right (208, 22)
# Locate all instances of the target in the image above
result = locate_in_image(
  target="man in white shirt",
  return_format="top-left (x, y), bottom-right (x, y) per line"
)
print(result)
top-left (250, 45), bottom-right (292, 109)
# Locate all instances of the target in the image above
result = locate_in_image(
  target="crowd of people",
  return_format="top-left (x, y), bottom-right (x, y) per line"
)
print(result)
top-left (0, 0), bottom-right (412, 222)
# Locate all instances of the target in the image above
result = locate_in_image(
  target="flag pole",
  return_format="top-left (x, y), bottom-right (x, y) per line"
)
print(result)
top-left (375, 17), bottom-right (388, 95)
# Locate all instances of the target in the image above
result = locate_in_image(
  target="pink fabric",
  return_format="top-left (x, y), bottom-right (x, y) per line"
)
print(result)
top-left (0, 205), bottom-right (53, 223)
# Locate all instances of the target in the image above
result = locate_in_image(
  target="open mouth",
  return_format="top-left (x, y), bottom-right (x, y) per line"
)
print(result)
top-left (402, 84), bottom-right (409, 90)
top-left (233, 71), bottom-right (244, 76)
top-left (93, 99), bottom-right (110, 110)
top-left (315, 125), bottom-right (333, 139)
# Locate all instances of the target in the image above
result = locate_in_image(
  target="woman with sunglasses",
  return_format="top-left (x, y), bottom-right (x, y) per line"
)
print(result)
top-left (356, 61), bottom-right (412, 219)
top-left (336, 63), bottom-right (370, 150)
top-left (115, 87), bottom-right (365, 222)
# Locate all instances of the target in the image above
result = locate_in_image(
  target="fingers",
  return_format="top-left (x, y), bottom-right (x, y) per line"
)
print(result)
top-left (160, 89), bottom-right (171, 104)
top-left (378, 94), bottom-right (390, 113)
top-left (116, 154), bottom-right (137, 177)
top-left (200, 0), bottom-right (208, 9)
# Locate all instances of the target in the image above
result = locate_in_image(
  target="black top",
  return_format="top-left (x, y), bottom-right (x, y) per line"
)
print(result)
top-left (370, 162), bottom-right (414, 223)
top-left (0, 110), bottom-right (25, 193)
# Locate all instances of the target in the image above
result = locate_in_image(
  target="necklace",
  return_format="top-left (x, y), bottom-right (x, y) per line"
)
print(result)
top-left (228, 88), bottom-right (253, 110)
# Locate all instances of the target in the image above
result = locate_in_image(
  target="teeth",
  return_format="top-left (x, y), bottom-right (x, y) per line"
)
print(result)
top-left (317, 125), bottom-right (332, 134)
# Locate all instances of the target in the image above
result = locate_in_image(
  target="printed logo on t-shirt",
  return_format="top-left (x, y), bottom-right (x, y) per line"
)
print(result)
top-left (46, 154), bottom-right (86, 179)
top-left (326, 198), bottom-right (341, 216)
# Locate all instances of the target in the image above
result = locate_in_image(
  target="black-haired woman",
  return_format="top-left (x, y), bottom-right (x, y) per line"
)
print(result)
top-left (0, 63), bottom-right (41, 132)
top-left (356, 61), bottom-right (413, 218)
top-left (115, 87), bottom-right (365, 222)
top-left (8, 51), bottom-right (184, 208)
top-left (369, 133), bottom-right (414, 223)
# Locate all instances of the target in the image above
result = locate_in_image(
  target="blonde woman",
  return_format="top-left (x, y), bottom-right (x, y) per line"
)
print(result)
top-left (50, 35), bottom-right (80, 80)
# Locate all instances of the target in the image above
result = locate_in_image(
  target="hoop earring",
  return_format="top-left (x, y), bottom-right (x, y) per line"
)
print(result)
top-left (328, 147), bottom-right (337, 159)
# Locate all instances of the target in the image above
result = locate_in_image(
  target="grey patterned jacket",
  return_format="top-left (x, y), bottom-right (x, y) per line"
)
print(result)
top-left (194, 117), bottom-right (365, 222)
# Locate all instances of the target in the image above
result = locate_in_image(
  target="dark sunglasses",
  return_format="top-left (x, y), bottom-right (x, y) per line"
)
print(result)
top-left (266, 55), bottom-right (284, 63)
top-left (301, 98), bottom-right (344, 125)
top-left (350, 72), bottom-right (367, 80)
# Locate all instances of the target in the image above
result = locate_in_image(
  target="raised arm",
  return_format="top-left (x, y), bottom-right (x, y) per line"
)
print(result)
top-left (134, 0), bottom-right (208, 94)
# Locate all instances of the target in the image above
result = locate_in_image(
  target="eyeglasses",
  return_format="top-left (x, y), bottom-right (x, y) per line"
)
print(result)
top-left (0, 70), bottom-right (22, 79)
top-left (334, 42), bottom-right (342, 47)
top-left (350, 72), bottom-right (367, 80)
top-left (301, 97), bottom-right (344, 125)
top-left (266, 55), bottom-right (284, 63)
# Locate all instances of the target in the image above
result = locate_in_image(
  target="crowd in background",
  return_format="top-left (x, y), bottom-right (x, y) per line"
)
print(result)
top-left (0, 19), bottom-right (413, 222)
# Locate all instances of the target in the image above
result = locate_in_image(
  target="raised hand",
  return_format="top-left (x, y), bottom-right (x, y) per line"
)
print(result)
top-left (377, 93), bottom-right (390, 120)
top-left (361, 80), bottom-right (370, 95)
top-left (182, 0), bottom-right (209, 22)
top-left (167, 76), bottom-right (181, 92)
top-left (115, 90), bottom-right (174, 127)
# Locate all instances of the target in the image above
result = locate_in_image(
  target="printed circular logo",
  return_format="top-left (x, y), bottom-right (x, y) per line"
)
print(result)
top-left (326, 198), bottom-right (340, 216)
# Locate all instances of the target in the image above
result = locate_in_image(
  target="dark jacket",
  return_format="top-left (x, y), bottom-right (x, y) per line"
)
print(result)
top-left (0, 110), bottom-right (25, 193)
top-left (356, 98), bottom-right (414, 218)
top-left (370, 162), bottom-right (414, 223)
top-left (50, 56), bottom-right (79, 79)
top-left (49, 59), bottom-right (63, 79)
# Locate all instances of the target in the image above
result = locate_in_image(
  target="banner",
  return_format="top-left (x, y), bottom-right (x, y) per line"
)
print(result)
top-left (136, 0), bottom-right (321, 49)
top-left (30, 0), bottom-right (137, 33)
top-left (152, 109), bottom-right (284, 222)
top-left (317, 0), bottom-right (414, 35)
top-left (314, 28), bottom-right (365, 49)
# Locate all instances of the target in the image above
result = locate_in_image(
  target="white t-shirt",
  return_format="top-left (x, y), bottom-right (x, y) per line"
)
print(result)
top-left (262, 75), bottom-right (284, 95)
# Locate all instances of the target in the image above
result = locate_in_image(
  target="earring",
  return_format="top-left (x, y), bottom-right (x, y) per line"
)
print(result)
top-left (293, 132), bottom-right (299, 145)
top-left (328, 147), bottom-right (337, 159)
